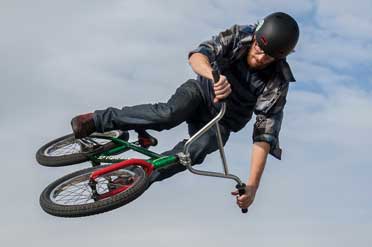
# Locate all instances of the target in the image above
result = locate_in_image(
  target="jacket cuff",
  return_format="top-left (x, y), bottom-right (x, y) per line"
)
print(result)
top-left (188, 47), bottom-right (215, 63)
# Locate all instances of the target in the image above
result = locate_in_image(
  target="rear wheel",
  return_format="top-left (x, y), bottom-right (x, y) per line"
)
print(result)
top-left (36, 130), bottom-right (128, 167)
top-left (40, 164), bottom-right (149, 217)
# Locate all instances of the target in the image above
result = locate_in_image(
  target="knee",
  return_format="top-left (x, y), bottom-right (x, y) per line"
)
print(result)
top-left (185, 79), bottom-right (200, 88)
top-left (152, 103), bottom-right (173, 118)
top-left (151, 103), bottom-right (179, 129)
top-left (102, 107), bottom-right (122, 120)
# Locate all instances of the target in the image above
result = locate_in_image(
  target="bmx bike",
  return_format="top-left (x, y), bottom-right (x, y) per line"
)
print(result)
top-left (36, 71), bottom-right (248, 217)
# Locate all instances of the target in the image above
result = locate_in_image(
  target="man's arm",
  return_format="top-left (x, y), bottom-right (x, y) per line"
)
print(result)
top-left (232, 81), bottom-right (290, 210)
top-left (188, 53), bottom-right (232, 103)
top-left (187, 26), bottom-right (242, 103)
top-left (188, 53), bottom-right (214, 80)
top-left (231, 141), bottom-right (270, 209)
top-left (247, 141), bottom-right (270, 188)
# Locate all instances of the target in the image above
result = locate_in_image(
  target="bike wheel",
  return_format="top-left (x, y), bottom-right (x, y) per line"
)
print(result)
top-left (40, 164), bottom-right (149, 217)
top-left (36, 130), bottom-right (128, 167)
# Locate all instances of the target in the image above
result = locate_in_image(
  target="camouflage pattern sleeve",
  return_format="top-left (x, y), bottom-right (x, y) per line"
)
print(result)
top-left (253, 81), bottom-right (289, 160)
top-left (188, 25), bottom-right (240, 63)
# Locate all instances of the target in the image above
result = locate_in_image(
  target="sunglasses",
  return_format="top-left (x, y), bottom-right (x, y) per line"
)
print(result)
top-left (253, 41), bottom-right (275, 60)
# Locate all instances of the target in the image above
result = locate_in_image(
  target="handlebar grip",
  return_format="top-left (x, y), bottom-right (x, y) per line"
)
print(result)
top-left (236, 183), bottom-right (248, 214)
top-left (212, 70), bottom-right (220, 83)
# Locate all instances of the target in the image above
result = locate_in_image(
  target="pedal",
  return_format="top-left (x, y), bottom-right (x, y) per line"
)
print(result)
top-left (135, 130), bottom-right (158, 148)
top-left (78, 138), bottom-right (103, 153)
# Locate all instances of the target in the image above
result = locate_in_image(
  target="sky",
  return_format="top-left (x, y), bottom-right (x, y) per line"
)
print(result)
top-left (1, 0), bottom-right (371, 246)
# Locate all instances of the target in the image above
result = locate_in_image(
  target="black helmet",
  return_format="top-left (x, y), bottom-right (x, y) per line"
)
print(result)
top-left (255, 12), bottom-right (300, 59)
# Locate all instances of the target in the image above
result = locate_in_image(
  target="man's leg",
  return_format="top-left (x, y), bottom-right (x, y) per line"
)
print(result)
top-left (149, 122), bottom-right (231, 183)
top-left (93, 79), bottom-right (205, 132)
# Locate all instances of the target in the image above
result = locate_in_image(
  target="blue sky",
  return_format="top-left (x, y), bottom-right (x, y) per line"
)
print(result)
top-left (1, 1), bottom-right (371, 246)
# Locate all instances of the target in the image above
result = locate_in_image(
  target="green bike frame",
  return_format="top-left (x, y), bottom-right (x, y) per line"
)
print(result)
top-left (88, 135), bottom-right (178, 169)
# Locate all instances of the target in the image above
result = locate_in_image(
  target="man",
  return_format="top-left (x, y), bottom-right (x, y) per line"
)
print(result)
top-left (71, 12), bottom-right (300, 210)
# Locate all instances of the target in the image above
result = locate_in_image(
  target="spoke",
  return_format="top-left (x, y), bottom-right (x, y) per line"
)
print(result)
top-left (55, 188), bottom-right (91, 203)
top-left (50, 157), bottom-right (140, 206)
top-left (56, 191), bottom-right (91, 200)
top-left (55, 191), bottom-right (93, 205)
top-left (64, 185), bottom-right (90, 196)
top-left (46, 141), bottom-right (81, 156)
top-left (59, 196), bottom-right (91, 203)
top-left (70, 194), bottom-right (91, 205)
top-left (45, 131), bottom-right (122, 157)
top-left (57, 187), bottom-right (89, 199)
top-left (55, 183), bottom-right (89, 197)
top-left (55, 188), bottom-right (83, 200)
top-left (97, 182), bottom-right (109, 193)
top-left (53, 181), bottom-right (93, 205)
top-left (53, 177), bottom-right (121, 205)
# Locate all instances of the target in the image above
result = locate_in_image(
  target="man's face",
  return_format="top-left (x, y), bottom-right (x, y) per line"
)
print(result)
top-left (247, 38), bottom-right (275, 69)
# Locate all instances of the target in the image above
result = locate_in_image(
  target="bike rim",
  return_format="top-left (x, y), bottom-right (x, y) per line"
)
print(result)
top-left (49, 167), bottom-right (140, 206)
top-left (43, 130), bottom-right (122, 157)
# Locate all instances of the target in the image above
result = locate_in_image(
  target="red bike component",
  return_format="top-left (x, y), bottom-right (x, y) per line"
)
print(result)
top-left (90, 159), bottom-right (154, 180)
top-left (139, 137), bottom-right (154, 148)
top-left (89, 159), bottom-right (153, 199)
top-left (97, 183), bottom-right (134, 200)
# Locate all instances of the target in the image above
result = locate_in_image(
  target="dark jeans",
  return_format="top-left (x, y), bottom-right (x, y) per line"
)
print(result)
top-left (93, 79), bottom-right (231, 183)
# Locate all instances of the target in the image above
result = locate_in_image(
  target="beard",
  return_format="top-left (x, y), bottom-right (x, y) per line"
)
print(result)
top-left (247, 55), bottom-right (268, 70)
top-left (246, 40), bottom-right (275, 70)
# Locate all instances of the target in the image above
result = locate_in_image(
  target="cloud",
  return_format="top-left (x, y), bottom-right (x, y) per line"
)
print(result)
top-left (285, 87), bottom-right (372, 161)
top-left (296, 25), bottom-right (372, 71)
top-left (315, 0), bottom-right (372, 40)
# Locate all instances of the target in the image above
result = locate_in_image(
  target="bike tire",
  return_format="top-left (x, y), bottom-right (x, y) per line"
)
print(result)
top-left (36, 130), bottom-right (128, 167)
top-left (40, 164), bottom-right (149, 217)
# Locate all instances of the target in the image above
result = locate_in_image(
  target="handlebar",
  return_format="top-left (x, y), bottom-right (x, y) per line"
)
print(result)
top-left (236, 183), bottom-right (248, 214)
top-left (213, 70), bottom-right (247, 213)
top-left (212, 70), bottom-right (220, 85)
top-left (179, 69), bottom-right (248, 214)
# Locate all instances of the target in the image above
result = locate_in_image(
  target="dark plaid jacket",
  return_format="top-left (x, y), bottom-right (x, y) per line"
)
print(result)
top-left (188, 24), bottom-right (296, 160)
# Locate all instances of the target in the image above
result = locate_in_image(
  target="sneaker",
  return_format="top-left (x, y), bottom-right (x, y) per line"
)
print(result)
top-left (71, 113), bottom-right (96, 139)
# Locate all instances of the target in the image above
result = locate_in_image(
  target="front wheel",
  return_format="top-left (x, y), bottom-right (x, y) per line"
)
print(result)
top-left (40, 164), bottom-right (149, 217)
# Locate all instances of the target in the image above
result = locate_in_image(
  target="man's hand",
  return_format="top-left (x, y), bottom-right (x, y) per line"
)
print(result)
top-left (231, 185), bottom-right (257, 209)
top-left (213, 75), bottom-right (231, 103)
top-left (188, 53), bottom-right (231, 103)
top-left (230, 142), bottom-right (269, 210)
